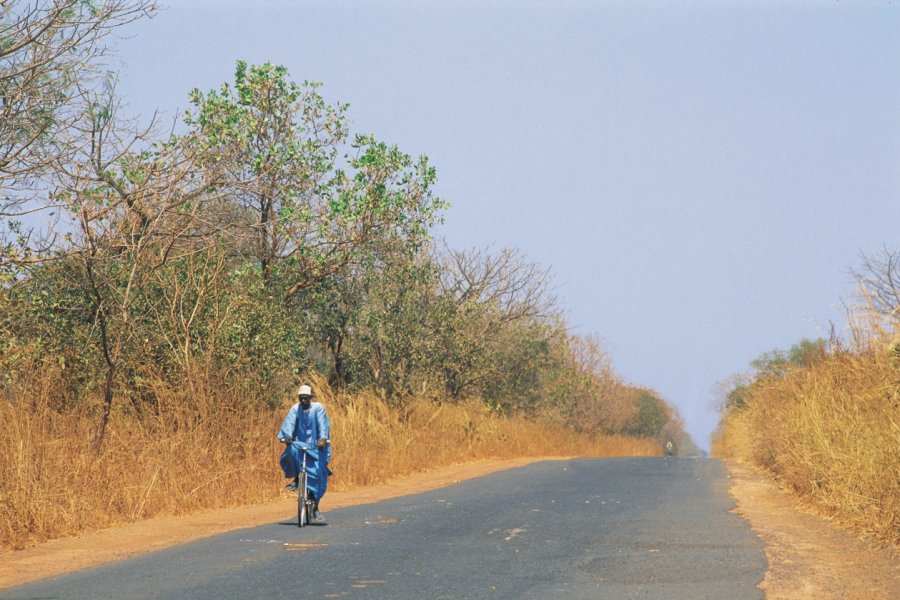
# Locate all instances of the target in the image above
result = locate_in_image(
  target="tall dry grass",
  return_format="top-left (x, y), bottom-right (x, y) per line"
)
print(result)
top-left (1, 373), bottom-right (658, 551)
top-left (713, 348), bottom-right (900, 546)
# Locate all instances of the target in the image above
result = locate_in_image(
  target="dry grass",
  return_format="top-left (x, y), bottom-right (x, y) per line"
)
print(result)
top-left (713, 348), bottom-right (900, 546)
top-left (0, 373), bottom-right (658, 551)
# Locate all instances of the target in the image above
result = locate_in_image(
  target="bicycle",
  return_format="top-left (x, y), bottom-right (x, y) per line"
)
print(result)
top-left (281, 440), bottom-right (317, 527)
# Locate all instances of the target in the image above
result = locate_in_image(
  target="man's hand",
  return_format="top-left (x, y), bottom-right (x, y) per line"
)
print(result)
top-left (316, 438), bottom-right (328, 448)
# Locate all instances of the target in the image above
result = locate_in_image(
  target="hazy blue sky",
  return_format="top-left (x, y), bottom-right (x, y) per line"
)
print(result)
top-left (113, 0), bottom-right (900, 449)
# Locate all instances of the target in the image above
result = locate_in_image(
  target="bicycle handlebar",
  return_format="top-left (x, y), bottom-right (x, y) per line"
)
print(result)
top-left (279, 438), bottom-right (330, 449)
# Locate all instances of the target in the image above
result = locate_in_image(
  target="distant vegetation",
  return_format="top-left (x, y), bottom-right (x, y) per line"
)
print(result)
top-left (714, 249), bottom-right (900, 546)
top-left (0, 2), bottom-right (687, 549)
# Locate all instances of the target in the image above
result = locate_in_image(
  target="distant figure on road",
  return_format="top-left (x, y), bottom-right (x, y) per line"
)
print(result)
top-left (279, 384), bottom-right (332, 513)
top-left (665, 441), bottom-right (674, 456)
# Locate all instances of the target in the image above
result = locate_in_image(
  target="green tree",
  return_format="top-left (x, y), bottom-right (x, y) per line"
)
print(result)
top-left (623, 391), bottom-right (670, 438)
top-left (185, 61), bottom-right (446, 299)
top-left (723, 383), bottom-right (752, 411)
top-left (750, 338), bottom-right (827, 378)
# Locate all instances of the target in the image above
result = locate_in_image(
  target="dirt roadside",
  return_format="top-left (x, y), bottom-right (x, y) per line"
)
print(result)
top-left (723, 459), bottom-right (899, 599)
top-left (0, 456), bottom-right (559, 590)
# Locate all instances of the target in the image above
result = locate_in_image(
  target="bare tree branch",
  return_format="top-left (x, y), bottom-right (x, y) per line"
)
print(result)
top-left (853, 246), bottom-right (900, 325)
top-left (1, 1), bottom-right (155, 271)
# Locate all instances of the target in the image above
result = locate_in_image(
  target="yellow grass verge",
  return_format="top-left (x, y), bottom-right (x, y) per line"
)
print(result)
top-left (0, 376), bottom-right (658, 551)
top-left (713, 349), bottom-right (900, 546)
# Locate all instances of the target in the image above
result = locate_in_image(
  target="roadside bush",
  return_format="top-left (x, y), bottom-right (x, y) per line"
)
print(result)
top-left (714, 342), bottom-right (900, 546)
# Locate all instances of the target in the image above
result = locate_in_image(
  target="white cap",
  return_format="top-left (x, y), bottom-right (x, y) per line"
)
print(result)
top-left (297, 384), bottom-right (313, 397)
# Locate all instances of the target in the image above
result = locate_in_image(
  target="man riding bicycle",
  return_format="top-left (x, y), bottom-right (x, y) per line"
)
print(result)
top-left (278, 384), bottom-right (332, 515)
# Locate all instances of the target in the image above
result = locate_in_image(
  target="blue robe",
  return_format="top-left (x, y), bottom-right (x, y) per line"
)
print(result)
top-left (278, 402), bottom-right (331, 501)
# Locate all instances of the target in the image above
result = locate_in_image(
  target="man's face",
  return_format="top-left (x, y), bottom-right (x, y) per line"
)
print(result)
top-left (299, 395), bottom-right (312, 409)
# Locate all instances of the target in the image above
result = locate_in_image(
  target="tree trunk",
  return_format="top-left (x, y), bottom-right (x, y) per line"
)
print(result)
top-left (95, 363), bottom-right (116, 451)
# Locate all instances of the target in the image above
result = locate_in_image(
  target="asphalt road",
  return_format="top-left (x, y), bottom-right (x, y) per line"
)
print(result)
top-left (1, 458), bottom-right (767, 599)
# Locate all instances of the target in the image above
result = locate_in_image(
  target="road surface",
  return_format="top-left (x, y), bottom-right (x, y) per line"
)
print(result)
top-left (0, 458), bottom-right (767, 599)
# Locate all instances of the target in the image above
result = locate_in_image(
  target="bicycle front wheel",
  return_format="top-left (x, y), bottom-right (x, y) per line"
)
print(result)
top-left (297, 472), bottom-right (309, 527)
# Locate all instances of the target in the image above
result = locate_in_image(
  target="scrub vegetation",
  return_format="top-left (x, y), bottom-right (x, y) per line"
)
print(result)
top-left (0, 3), bottom-right (684, 550)
top-left (713, 251), bottom-right (900, 546)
